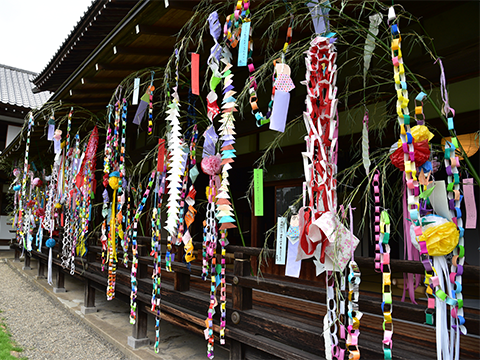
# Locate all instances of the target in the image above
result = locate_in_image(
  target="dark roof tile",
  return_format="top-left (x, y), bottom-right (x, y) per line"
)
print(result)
top-left (0, 64), bottom-right (52, 109)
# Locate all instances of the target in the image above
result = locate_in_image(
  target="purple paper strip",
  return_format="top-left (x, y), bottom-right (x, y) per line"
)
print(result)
top-left (133, 100), bottom-right (148, 125)
top-left (270, 90), bottom-right (290, 133)
top-left (47, 124), bottom-right (55, 141)
top-left (307, 0), bottom-right (330, 35)
top-left (285, 239), bottom-right (301, 278)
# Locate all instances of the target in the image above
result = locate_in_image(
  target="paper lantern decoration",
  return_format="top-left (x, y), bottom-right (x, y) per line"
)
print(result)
top-left (441, 133), bottom-right (479, 160)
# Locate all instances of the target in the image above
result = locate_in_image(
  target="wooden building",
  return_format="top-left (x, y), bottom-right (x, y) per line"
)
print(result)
top-left (4, 0), bottom-right (479, 359)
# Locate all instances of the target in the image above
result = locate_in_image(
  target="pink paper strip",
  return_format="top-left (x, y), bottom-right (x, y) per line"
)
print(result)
top-left (463, 178), bottom-right (477, 229)
top-left (191, 53), bottom-right (200, 95)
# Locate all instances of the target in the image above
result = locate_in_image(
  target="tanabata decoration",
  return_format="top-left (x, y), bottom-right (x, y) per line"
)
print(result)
top-left (346, 205), bottom-right (362, 360)
top-left (60, 109), bottom-right (75, 272)
top-left (101, 95), bottom-right (128, 300)
top-left (202, 12), bottom-right (224, 360)
top-left (75, 126), bottom-right (99, 257)
top-left (165, 49), bottom-right (183, 272)
top-left (128, 140), bottom-right (165, 327)
top-left (18, 113), bottom-right (35, 251)
top-left (150, 139), bottom-right (166, 353)
top-left (132, 71), bottom-right (155, 134)
top-left (47, 111), bottom-right (55, 141)
top-left (373, 171), bottom-right (394, 359)
top-left (128, 171), bottom-right (155, 324)
top-left (388, 8), bottom-right (466, 359)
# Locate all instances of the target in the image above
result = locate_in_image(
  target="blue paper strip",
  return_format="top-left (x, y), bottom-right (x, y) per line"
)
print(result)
top-left (238, 21), bottom-right (250, 67)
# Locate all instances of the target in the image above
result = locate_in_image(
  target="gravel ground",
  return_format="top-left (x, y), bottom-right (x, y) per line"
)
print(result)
top-left (0, 260), bottom-right (127, 360)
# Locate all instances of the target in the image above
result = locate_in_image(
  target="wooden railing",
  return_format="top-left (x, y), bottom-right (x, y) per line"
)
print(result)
top-left (10, 232), bottom-right (480, 359)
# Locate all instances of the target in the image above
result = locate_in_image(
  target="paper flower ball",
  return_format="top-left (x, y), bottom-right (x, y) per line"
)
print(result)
top-left (201, 155), bottom-right (222, 176)
top-left (46, 238), bottom-right (56, 248)
top-left (13, 169), bottom-right (20, 177)
top-left (410, 215), bottom-right (459, 256)
top-left (390, 140), bottom-right (430, 171)
top-left (32, 178), bottom-right (43, 187)
top-left (35, 208), bottom-right (45, 218)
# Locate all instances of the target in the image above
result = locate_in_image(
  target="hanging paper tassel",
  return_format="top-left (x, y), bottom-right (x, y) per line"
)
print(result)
top-left (363, 13), bottom-right (382, 87)
top-left (362, 111), bottom-right (371, 176)
top-left (46, 238), bottom-right (56, 285)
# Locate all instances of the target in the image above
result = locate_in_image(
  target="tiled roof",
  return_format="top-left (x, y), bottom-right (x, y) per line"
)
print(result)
top-left (0, 64), bottom-right (52, 109)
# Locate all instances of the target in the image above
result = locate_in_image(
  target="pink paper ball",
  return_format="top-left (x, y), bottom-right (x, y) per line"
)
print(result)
top-left (32, 178), bottom-right (43, 187)
top-left (201, 155), bottom-right (222, 176)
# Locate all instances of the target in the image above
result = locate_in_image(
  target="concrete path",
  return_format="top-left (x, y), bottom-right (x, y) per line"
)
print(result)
top-left (1, 250), bottom-right (229, 360)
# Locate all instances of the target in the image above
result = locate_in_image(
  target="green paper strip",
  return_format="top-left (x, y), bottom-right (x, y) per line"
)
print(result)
top-left (254, 169), bottom-right (263, 217)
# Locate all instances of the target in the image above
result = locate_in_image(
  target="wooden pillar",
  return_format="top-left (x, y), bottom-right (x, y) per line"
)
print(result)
top-left (230, 339), bottom-right (245, 360)
top-left (53, 269), bottom-right (66, 293)
top-left (127, 307), bottom-right (150, 349)
top-left (81, 278), bottom-right (97, 314)
top-left (174, 271), bottom-right (190, 292)
top-left (138, 244), bottom-right (148, 278)
top-left (13, 244), bottom-right (20, 262)
top-left (22, 252), bottom-right (31, 270)
top-left (128, 243), bottom-right (150, 349)
top-left (36, 259), bottom-right (46, 279)
top-left (232, 252), bottom-right (252, 311)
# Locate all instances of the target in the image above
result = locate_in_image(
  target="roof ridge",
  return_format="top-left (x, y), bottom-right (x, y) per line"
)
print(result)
top-left (33, 0), bottom-right (98, 82)
top-left (0, 63), bottom-right (38, 76)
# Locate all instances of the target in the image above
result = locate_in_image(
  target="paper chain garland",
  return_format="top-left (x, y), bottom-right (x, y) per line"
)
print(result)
top-left (346, 206), bottom-right (361, 360)
top-left (129, 171), bottom-right (156, 324)
top-left (151, 144), bottom-right (166, 353)
top-left (437, 58), bottom-right (467, 355)
top-left (373, 171), bottom-right (394, 359)
top-left (380, 210), bottom-right (393, 360)
top-left (389, 7), bottom-right (467, 359)
top-left (18, 113), bottom-right (34, 248)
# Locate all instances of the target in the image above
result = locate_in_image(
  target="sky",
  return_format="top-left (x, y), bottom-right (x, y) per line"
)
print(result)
top-left (0, 0), bottom-right (94, 74)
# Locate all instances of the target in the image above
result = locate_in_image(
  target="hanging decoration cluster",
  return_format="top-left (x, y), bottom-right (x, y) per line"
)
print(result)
top-left (9, 2), bottom-right (478, 360)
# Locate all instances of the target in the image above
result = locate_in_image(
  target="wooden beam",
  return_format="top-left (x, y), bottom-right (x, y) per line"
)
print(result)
top-left (95, 61), bottom-right (166, 71)
top-left (82, 76), bottom-right (125, 85)
top-left (134, 24), bottom-right (181, 37)
top-left (113, 46), bottom-right (172, 56)
top-left (70, 88), bottom-right (116, 96)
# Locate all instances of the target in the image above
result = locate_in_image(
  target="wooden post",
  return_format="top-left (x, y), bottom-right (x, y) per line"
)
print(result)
top-left (22, 252), bottom-right (31, 270)
top-left (232, 252), bottom-right (252, 311)
top-left (138, 244), bottom-right (148, 278)
top-left (13, 243), bottom-right (20, 262)
top-left (36, 259), bottom-right (46, 279)
top-left (174, 271), bottom-right (190, 292)
top-left (127, 307), bottom-right (150, 349)
top-left (81, 278), bottom-right (97, 314)
top-left (127, 243), bottom-right (150, 349)
top-left (230, 339), bottom-right (245, 360)
top-left (53, 269), bottom-right (66, 293)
